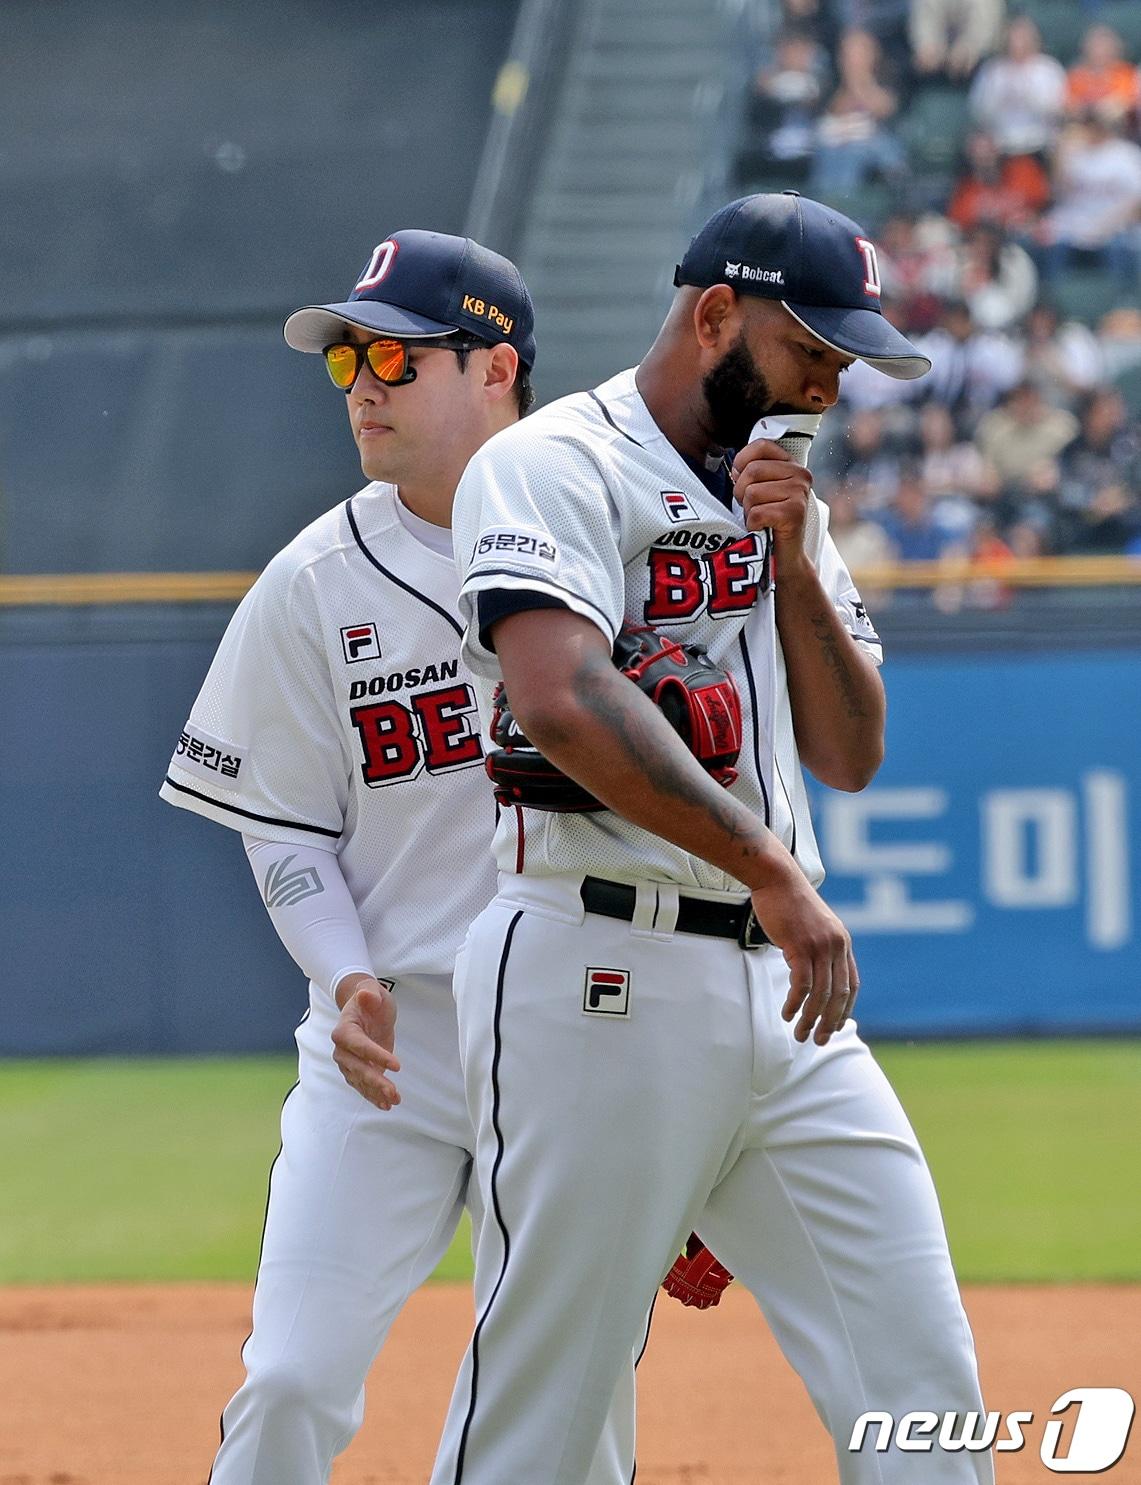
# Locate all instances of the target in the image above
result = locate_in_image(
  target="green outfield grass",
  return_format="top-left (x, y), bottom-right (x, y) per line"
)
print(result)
top-left (0, 1042), bottom-right (1137, 1285)
top-left (876, 1040), bottom-right (1141, 1282)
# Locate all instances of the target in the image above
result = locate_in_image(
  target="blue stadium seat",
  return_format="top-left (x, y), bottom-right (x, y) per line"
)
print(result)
top-left (814, 182), bottom-right (897, 232)
top-left (1095, 1), bottom-right (1141, 61)
top-left (1050, 269), bottom-right (1134, 326)
top-left (1112, 360), bottom-right (1141, 415)
top-left (1016, 0), bottom-right (1089, 64)
top-left (897, 85), bottom-right (973, 172)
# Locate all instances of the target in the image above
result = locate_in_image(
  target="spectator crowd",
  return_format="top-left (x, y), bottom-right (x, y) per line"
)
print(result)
top-left (739, 0), bottom-right (1141, 580)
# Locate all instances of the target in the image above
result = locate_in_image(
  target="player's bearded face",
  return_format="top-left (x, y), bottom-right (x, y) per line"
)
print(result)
top-left (701, 330), bottom-right (774, 448)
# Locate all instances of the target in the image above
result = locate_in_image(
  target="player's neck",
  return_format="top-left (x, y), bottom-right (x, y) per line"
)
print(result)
top-left (392, 412), bottom-right (519, 529)
top-left (393, 481), bottom-right (454, 529)
top-left (635, 348), bottom-right (719, 464)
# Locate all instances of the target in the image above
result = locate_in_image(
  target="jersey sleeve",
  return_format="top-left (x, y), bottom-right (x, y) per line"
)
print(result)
top-left (810, 495), bottom-right (884, 665)
top-left (159, 551), bottom-right (349, 844)
top-left (452, 429), bottom-right (626, 676)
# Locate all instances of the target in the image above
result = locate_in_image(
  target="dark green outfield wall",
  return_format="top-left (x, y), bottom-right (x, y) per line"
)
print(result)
top-left (0, 0), bottom-right (521, 575)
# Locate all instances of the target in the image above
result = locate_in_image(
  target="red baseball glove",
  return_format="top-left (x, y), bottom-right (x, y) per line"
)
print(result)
top-left (661, 1233), bottom-right (735, 1310)
top-left (485, 625), bottom-right (742, 812)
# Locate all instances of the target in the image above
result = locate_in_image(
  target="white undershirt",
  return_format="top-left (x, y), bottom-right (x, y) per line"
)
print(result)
top-left (394, 495), bottom-right (453, 556)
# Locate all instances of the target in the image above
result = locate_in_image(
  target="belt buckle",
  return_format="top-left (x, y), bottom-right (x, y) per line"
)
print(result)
top-left (737, 903), bottom-right (766, 950)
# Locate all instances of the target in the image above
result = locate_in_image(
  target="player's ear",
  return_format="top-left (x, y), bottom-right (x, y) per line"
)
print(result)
top-left (482, 343), bottom-right (520, 405)
top-left (693, 285), bottom-right (738, 350)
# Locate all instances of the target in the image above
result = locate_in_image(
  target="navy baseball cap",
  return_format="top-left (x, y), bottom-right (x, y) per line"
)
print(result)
top-left (284, 229), bottom-right (536, 369)
top-left (674, 193), bottom-right (930, 380)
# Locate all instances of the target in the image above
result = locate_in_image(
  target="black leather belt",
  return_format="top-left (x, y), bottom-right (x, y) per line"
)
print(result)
top-left (580, 875), bottom-right (770, 949)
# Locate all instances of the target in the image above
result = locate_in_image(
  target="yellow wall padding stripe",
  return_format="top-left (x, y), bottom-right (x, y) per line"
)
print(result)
top-left (0, 557), bottom-right (1140, 606)
top-left (0, 572), bottom-right (258, 605)
top-left (849, 556), bottom-right (1141, 589)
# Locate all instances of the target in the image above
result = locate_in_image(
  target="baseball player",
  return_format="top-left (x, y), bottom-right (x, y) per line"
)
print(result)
top-left (414, 193), bottom-right (993, 1483)
top-left (159, 231), bottom-right (639, 1484)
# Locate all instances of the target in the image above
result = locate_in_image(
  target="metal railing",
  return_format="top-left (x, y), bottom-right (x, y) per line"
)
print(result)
top-left (1, 556), bottom-right (1139, 606)
top-left (844, 555), bottom-right (1141, 590)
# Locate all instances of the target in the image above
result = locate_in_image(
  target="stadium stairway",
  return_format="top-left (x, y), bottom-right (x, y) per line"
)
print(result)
top-left (515, 0), bottom-right (751, 404)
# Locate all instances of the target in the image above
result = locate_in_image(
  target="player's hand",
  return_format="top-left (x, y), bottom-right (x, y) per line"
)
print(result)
top-left (730, 439), bottom-right (813, 561)
top-left (749, 876), bottom-right (859, 1046)
top-left (331, 974), bottom-right (401, 1110)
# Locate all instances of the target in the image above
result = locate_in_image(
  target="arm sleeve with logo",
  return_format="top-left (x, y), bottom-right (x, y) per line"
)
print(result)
top-left (159, 549), bottom-right (350, 845)
top-left (810, 496), bottom-right (884, 665)
top-left (243, 835), bottom-right (372, 999)
top-left (452, 429), bottom-right (627, 678)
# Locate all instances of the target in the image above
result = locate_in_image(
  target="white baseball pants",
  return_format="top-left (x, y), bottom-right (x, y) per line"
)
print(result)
top-left (208, 973), bottom-right (637, 1484)
top-left (430, 876), bottom-right (994, 1485)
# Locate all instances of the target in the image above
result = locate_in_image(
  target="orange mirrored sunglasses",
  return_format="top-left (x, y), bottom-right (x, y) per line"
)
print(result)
top-left (322, 334), bottom-right (484, 391)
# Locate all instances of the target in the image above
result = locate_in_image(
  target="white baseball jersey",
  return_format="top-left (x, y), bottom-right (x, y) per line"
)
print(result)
top-left (453, 367), bottom-right (881, 892)
top-left (160, 482), bottom-right (497, 981)
top-left (161, 482), bottom-right (642, 1485)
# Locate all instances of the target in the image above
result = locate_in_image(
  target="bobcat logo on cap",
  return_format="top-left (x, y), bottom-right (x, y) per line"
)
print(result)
top-left (727, 261), bottom-right (786, 286)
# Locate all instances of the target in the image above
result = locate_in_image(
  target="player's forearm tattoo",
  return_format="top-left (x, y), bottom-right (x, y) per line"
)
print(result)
top-left (567, 651), bottom-right (768, 864)
top-left (570, 652), bottom-right (708, 805)
top-left (809, 614), bottom-right (868, 719)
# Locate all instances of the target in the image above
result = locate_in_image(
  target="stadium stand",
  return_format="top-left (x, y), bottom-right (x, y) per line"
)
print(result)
top-left (730, 0), bottom-right (1141, 566)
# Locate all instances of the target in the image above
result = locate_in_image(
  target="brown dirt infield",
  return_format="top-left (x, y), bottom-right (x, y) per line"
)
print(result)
top-left (0, 1282), bottom-right (1137, 1483)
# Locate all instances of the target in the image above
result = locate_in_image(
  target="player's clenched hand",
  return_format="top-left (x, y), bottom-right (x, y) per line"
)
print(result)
top-left (749, 876), bottom-right (859, 1046)
top-left (331, 975), bottom-right (401, 1110)
top-left (730, 439), bottom-right (812, 557)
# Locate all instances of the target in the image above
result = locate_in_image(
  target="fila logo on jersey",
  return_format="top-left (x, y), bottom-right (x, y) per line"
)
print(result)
top-left (341, 623), bottom-right (382, 664)
top-left (583, 967), bottom-right (631, 1017)
top-left (263, 854), bottom-right (325, 909)
top-left (660, 490), bottom-right (697, 523)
